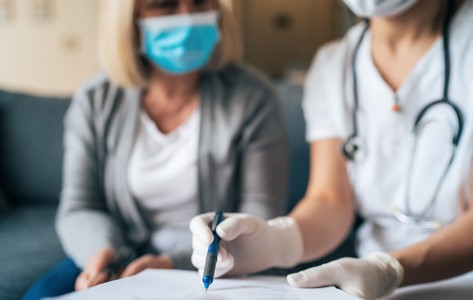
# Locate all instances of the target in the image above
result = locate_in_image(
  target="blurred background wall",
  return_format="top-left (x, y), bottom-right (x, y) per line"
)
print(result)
top-left (0, 0), bottom-right (353, 96)
top-left (0, 0), bottom-right (103, 96)
top-left (233, 0), bottom-right (352, 79)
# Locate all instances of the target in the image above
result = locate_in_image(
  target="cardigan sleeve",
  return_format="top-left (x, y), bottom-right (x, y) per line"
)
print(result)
top-left (56, 85), bottom-right (134, 268)
top-left (238, 85), bottom-right (288, 219)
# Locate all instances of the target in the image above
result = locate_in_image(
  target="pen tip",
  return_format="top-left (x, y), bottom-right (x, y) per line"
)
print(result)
top-left (203, 276), bottom-right (211, 290)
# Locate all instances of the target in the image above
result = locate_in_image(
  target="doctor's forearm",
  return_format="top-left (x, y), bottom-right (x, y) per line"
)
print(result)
top-left (290, 196), bottom-right (355, 262)
top-left (291, 140), bottom-right (356, 262)
top-left (391, 208), bottom-right (473, 286)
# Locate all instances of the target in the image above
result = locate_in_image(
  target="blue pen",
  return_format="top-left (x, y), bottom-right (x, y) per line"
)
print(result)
top-left (202, 210), bottom-right (224, 291)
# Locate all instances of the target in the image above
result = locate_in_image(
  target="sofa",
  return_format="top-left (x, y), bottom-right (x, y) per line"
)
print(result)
top-left (0, 91), bottom-right (69, 300)
top-left (0, 81), bottom-right (355, 300)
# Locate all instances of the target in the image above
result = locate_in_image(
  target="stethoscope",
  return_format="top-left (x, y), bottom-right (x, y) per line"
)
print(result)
top-left (342, 0), bottom-right (464, 230)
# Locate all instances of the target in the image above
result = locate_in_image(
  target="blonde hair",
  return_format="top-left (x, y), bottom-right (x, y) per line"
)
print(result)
top-left (99, 0), bottom-right (242, 88)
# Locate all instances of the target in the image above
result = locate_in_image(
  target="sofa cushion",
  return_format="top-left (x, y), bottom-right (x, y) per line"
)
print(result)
top-left (0, 205), bottom-right (65, 300)
top-left (275, 82), bottom-right (310, 211)
top-left (0, 90), bottom-right (70, 206)
top-left (0, 189), bottom-right (7, 211)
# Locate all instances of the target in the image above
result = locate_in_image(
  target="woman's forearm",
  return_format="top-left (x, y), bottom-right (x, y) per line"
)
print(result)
top-left (392, 208), bottom-right (473, 286)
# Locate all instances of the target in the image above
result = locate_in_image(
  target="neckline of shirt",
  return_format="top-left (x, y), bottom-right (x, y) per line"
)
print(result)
top-left (360, 30), bottom-right (443, 102)
top-left (140, 107), bottom-right (201, 144)
top-left (357, 0), bottom-right (471, 105)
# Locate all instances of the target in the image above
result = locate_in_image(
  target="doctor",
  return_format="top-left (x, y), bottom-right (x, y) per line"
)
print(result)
top-left (190, 0), bottom-right (473, 299)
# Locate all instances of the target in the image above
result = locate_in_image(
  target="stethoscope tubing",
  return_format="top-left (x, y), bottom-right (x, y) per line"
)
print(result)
top-left (343, 0), bottom-right (463, 228)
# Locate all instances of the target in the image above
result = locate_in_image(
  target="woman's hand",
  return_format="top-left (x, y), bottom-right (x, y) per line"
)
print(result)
top-left (287, 253), bottom-right (404, 300)
top-left (120, 254), bottom-right (174, 278)
top-left (75, 248), bottom-right (118, 291)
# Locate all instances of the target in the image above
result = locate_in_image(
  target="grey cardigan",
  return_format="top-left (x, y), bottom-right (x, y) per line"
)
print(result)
top-left (56, 63), bottom-right (288, 270)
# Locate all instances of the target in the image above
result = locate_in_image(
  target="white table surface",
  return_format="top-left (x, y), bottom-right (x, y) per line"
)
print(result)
top-left (383, 272), bottom-right (473, 300)
top-left (50, 270), bottom-right (473, 300)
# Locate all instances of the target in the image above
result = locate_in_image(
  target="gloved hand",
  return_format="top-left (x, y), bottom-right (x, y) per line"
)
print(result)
top-left (190, 213), bottom-right (303, 277)
top-left (287, 252), bottom-right (404, 300)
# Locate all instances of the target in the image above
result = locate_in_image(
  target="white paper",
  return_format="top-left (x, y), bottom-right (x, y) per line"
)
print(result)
top-left (49, 269), bottom-right (359, 300)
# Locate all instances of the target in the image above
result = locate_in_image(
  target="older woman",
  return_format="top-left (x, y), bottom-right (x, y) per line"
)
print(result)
top-left (23, 0), bottom-right (287, 299)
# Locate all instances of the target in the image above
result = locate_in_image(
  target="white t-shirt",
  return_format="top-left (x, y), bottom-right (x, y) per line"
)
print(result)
top-left (303, 0), bottom-right (473, 256)
top-left (128, 107), bottom-right (200, 254)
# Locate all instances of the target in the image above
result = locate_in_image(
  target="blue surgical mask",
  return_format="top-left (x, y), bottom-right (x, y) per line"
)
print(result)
top-left (138, 11), bottom-right (220, 75)
top-left (343, 0), bottom-right (420, 17)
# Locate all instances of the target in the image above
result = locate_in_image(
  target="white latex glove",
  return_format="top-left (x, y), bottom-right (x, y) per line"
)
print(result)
top-left (287, 252), bottom-right (404, 300)
top-left (190, 213), bottom-right (303, 277)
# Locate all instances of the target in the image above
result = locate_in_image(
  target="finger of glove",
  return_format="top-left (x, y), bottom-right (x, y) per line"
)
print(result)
top-left (287, 261), bottom-right (370, 299)
top-left (216, 214), bottom-right (262, 241)
top-left (192, 234), bottom-right (213, 257)
top-left (189, 213), bottom-right (215, 245)
top-left (214, 248), bottom-right (235, 278)
top-left (191, 248), bottom-right (235, 278)
top-left (191, 237), bottom-right (231, 265)
top-left (191, 252), bottom-right (206, 271)
top-left (287, 262), bottom-right (345, 288)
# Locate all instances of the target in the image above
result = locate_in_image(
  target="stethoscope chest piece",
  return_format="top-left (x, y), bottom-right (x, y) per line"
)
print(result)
top-left (342, 136), bottom-right (359, 161)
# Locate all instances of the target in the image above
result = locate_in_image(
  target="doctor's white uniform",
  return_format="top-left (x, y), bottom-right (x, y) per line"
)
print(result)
top-left (303, 0), bottom-right (473, 257)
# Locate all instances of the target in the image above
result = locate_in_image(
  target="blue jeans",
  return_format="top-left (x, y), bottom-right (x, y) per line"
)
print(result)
top-left (23, 258), bottom-right (81, 300)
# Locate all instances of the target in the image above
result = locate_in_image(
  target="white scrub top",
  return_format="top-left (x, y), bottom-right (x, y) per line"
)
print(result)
top-left (303, 0), bottom-right (473, 256)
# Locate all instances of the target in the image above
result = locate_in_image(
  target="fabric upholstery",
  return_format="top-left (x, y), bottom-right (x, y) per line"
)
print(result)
top-left (0, 90), bottom-right (69, 300)
top-left (0, 189), bottom-right (8, 211)
top-left (276, 82), bottom-right (310, 211)
top-left (0, 206), bottom-right (65, 300)
top-left (0, 90), bottom-right (69, 206)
